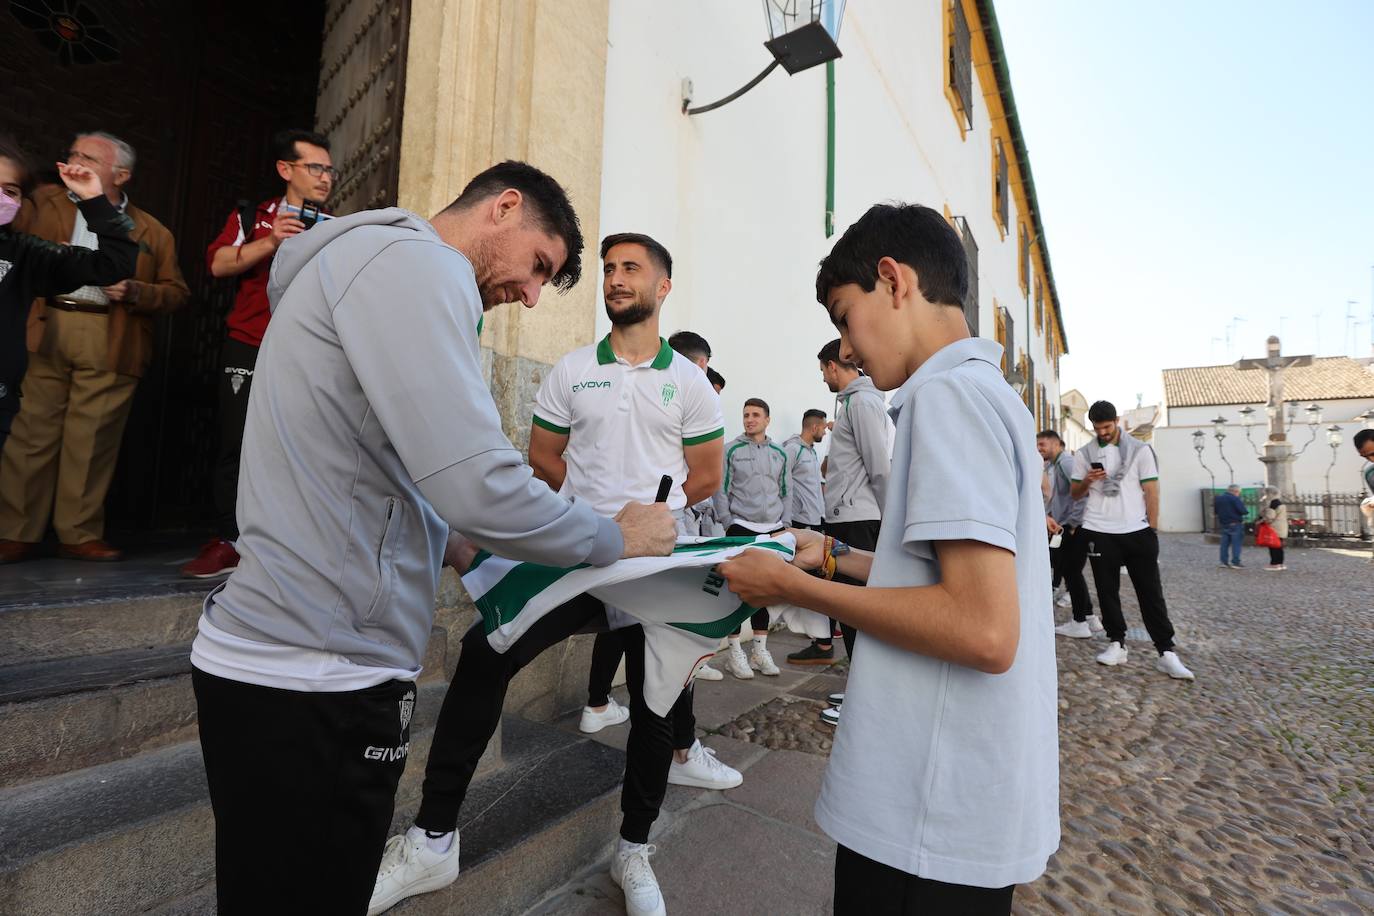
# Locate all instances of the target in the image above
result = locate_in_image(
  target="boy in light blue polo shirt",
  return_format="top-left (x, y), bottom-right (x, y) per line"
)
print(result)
top-left (719, 203), bottom-right (1059, 913)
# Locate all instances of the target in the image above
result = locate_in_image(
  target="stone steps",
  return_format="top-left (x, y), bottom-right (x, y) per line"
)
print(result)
top-left (4, 715), bottom-right (622, 916)
top-left (0, 627), bottom-right (449, 789)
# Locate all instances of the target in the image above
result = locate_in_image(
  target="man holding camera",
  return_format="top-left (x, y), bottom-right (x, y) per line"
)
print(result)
top-left (182, 129), bottom-right (336, 578)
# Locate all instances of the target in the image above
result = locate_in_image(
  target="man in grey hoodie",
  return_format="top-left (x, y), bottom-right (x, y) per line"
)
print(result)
top-left (716, 398), bottom-right (790, 678)
top-left (788, 338), bottom-right (890, 669)
top-left (188, 160), bottom-right (676, 915)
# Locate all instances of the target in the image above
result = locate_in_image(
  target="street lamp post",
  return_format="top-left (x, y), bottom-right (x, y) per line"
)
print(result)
top-left (1193, 429), bottom-right (1216, 532)
top-left (1292, 403), bottom-right (1324, 457)
top-left (1212, 416), bottom-right (1235, 485)
top-left (1323, 425), bottom-right (1344, 532)
top-left (1238, 405), bottom-right (1262, 456)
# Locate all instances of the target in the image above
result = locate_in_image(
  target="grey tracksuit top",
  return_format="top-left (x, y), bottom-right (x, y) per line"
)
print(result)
top-left (782, 434), bottom-right (823, 526)
top-left (203, 208), bottom-right (622, 675)
top-left (824, 375), bottom-right (890, 523)
top-left (717, 434), bottom-right (789, 530)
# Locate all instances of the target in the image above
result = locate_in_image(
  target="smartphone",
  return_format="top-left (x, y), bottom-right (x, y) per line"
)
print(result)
top-left (1090, 462), bottom-right (1104, 471)
top-left (1049, 532), bottom-right (1063, 549)
top-left (298, 199), bottom-right (322, 229)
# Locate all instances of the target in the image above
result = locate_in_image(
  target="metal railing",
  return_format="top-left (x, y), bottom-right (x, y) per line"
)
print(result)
top-left (1199, 489), bottom-right (1370, 540)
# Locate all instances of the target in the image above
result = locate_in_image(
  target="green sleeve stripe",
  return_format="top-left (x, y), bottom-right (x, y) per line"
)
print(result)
top-left (683, 427), bottom-right (725, 446)
top-left (1139, 476), bottom-right (1158, 482)
top-left (532, 414), bottom-right (570, 435)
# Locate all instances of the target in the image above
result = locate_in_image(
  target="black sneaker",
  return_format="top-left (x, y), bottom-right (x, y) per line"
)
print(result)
top-left (786, 643), bottom-right (835, 665)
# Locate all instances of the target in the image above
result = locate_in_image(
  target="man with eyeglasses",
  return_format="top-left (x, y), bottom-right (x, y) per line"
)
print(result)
top-left (182, 129), bottom-right (337, 578)
top-left (0, 130), bottom-right (188, 564)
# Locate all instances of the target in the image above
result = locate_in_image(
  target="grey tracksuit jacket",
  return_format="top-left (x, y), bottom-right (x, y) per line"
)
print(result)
top-left (203, 208), bottom-right (622, 674)
top-left (782, 434), bottom-right (823, 526)
top-left (824, 375), bottom-right (890, 523)
top-left (716, 434), bottom-right (789, 529)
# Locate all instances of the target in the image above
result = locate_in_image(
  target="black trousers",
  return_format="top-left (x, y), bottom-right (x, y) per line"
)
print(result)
top-left (192, 667), bottom-right (415, 916)
top-left (1268, 545), bottom-right (1285, 565)
top-left (213, 338), bottom-right (258, 541)
top-left (585, 626), bottom-right (696, 752)
top-left (417, 595), bottom-right (693, 844)
top-left (821, 519), bottom-right (883, 658)
top-left (834, 845), bottom-right (1014, 915)
top-left (1050, 525), bottom-right (1093, 621)
top-left (1083, 527), bottom-right (1176, 654)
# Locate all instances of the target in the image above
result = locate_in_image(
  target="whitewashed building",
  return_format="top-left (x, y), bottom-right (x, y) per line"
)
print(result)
top-left (594, 0), bottom-right (1069, 445)
top-left (1154, 358), bottom-right (1374, 531)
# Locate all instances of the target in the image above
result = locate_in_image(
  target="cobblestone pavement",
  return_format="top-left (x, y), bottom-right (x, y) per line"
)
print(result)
top-left (713, 534), bottom-right (1374, 914)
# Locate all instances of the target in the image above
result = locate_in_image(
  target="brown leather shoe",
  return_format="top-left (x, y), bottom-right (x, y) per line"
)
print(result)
top-left (58, 539), bottom-right (124, 562)
top-left (0, 539), bottom-right (37, 564)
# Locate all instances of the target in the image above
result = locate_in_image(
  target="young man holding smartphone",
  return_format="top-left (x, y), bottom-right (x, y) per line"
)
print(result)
top-left (182, 128), bottom-right (337, 579)
top-left (718, 203), bottom-right (1059, 914)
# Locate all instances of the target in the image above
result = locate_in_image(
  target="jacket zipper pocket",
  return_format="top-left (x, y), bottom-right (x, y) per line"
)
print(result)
top-left (364, 498), bottom-right (400, 624)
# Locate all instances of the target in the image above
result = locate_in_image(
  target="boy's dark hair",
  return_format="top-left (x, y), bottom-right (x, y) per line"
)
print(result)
top-left (1087, 401), bottom-right (1118, 423)
top-left (744, 397), bottom-right (770, 417)
top-left (272, 128), bottom-right (331, 163)
top-left (803, 409), bottom-right (828, 425)
top-left (0, 134), bottom-right (33, 196)
top-left (444, 160), bottom-right (584, 291)
top-left (600, 232), bottom-right (673, 278)
top-left (1354, 429), bottom-right (1374, 450)
top-left (817, 338), bottom-right (858, 370)
top-left (668, 330), bottom-right (710, 362)
top-left (815, 203), bottom-right (966, 308)
top-left (1036, 430), bottom-right (1063, 443)
top-left (706, 367), bottom-right (725, 390)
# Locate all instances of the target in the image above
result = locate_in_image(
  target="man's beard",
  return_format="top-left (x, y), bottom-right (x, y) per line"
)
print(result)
top-left (605, 297), bottom-right (655, 326)
top-left (825, 380), bottom-right (839, 393)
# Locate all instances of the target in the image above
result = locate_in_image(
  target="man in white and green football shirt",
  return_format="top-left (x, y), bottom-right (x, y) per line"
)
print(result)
top-left (371, 233), bottom-right (735, 916)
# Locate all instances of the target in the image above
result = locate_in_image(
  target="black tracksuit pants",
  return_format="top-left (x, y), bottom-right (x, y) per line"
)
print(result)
top-left (417, 594), bottom-right (692, 844)
top-left (213, 338), bottom-right (258, 541)
top-left (821, 519), bottom-right (882, 658)
top-left (834, 845), bottom-right (1014, 915)
top-left (1051, 524), bottom-right (1093, 621)
top-left (192, 668), bottom-right (416, 915)
top-left (1083, 526), bottom-right (1176, 654)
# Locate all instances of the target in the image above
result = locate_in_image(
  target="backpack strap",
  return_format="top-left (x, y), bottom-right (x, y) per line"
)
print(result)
top-left (236, 199), bottom-right (255, 244)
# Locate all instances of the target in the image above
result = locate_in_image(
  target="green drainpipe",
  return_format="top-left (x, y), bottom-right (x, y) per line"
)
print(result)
top-left (825, 59), bottom-right (836, 238)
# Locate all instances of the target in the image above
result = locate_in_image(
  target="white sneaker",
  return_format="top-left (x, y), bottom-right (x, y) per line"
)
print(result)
top-left (668, 739), bottom-right (743, 789)
top-left (1087, 615), bottom-right (1105, 633)
top-left (827, 692), bottom-right (845, 706)
top-left (1096, 641), bottom-right (1129, 667)
top-left (1054, 620), bottom-right (1092, 638)
top-left (725, 644), bottom-right (754, 679)
top-left (749, 645), bottom-right (780, 676)
top-left (579, 697), bottom-right (630, 734)
top-left (1155, 650), bottom-right (1195, 680)
top-left (611, 841), bottom-right (668, 916)
top-left (369, 827), bottom-right (461, 916)
top-left (1056, 593), bottom-right (1073, 608)
top-left (693, 661), bottom-right (723, 681)
top-left (820, 706), bottom-right (841, 726)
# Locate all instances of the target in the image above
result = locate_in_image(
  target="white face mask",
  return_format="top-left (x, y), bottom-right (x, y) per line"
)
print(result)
top-left (0, 193), bottom-right (19, 227)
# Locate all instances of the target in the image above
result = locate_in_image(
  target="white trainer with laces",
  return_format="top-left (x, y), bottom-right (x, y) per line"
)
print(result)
top-left (1155, 650), bottom-right (1195, 680)
top-left (668, 739), bottom-right (743, 789)
top-left (693, 661), bottom-right (724, 681)
top-left (1087, 615), bottom-right (1105, 633)
top-left (1056, 593), bottom-right (1073, 608)
top-left (579, 697), bottom-right (630, 734)
top-left (749, 644), bottom-right (780, 676)
top-left (611, 841), bottom-right (668, 916)
top-left (1054, 620), bottom-right (1092, 638)
top-left (368, 827), bottom-right (460, 916)
top-left (1096, 641), bottom-right (1129, 667)
top-left (724, 643), bottom-right (754, 679)
top-left (820, 706), bottom-right (841, 726)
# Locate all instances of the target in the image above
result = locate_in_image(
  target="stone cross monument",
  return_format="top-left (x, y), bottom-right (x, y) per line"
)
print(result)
top-left (1235, 336), bottom-right (1313, 496)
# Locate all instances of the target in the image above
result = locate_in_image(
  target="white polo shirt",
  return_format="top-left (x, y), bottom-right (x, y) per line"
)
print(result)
top-left (532, 335), bottom-right (724, 517)
top-left (814, 337), bottom-right (1060, 888)
top-left (1070, 438), bottom-right (1158, 534)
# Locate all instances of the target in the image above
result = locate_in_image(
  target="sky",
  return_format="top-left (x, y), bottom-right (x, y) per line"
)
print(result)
top-left (992, 0), bottom-right (1374, 415)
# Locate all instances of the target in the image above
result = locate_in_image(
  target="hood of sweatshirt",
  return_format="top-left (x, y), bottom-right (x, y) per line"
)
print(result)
top-left (267, 207), bottom-right (440, 314)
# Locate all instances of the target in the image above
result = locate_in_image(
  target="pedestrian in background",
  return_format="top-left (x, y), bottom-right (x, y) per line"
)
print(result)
top-left (1259, 486), bottom-right (1287, 571)
top-left (1214, 484), bottom-right (1246, 569)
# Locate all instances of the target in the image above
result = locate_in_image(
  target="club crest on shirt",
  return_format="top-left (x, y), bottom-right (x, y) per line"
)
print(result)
top-left (661, 382), bottom-right (678, 407)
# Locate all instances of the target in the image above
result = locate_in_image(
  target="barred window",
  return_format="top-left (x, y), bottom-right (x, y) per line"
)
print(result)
top-left (954, 216), bottom-right (979, 336)
top-left (947, 0), bottom-right (972, 130)
top-left (993, 138), bottom-right (1008, 233)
